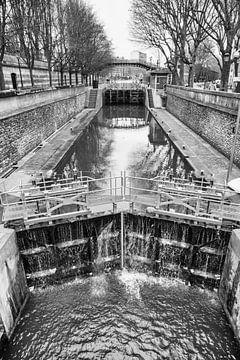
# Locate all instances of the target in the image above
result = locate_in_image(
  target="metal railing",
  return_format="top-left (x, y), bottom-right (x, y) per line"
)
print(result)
top-left (1, 172), bottom-right (240, 226)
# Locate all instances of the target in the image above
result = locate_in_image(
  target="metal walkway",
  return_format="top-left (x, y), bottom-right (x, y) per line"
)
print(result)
top-left (1, 172), bottom-right (240, 228)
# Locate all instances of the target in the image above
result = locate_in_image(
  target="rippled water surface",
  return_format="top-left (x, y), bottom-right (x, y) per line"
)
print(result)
top-left (58, 105), bottom-right (192, 179)
top-left (2, 271), bottom-right (239, 359)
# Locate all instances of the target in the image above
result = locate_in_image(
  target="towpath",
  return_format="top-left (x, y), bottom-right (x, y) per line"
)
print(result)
top-left (1, 100), bottom-right (240, 194)
top-left (152, 107), bottom-right (240, 184)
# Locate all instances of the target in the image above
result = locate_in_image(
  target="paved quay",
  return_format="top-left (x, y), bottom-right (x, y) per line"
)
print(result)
top-left (1, 102), bottom-right (240, 194)
top-left (0, 108), bottom-right (97, 193)
top-left (151, 107), bottom-right (240, 184)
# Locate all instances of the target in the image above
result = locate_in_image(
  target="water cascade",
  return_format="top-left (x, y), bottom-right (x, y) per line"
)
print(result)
top-left (16, 213), bottom-right (230, 289)
top-left (103, 89), bottom-right (145, 105)
top-left (17, 214), bottom-right (121, 287)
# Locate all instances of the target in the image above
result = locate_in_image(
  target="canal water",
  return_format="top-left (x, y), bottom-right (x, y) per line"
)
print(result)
top-left (2, 271), bottom-right (239, 359)
top-left (57, 105), bottom-right (192, 179)
top-left (2, 105), bottom-right (239, 358)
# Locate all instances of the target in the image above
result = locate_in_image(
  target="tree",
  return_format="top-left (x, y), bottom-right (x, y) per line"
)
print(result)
top-left (10, 0), bottom-right (42, 86)
top-left (199, 0), bottom-right (240, 91)
top-left (186, 0), bottom-right (216, 86)
top-left (0, 0), bottom-right (8, 90)
top-left (38, 0), bottom-right (55, 87)
top-left (66, 0), bottom-right (113, 84)
top-left (53, 0), bottom-right (70, 86)
top-left (130, 0), bottom-right (184, 84)
top-left (130, 0), bottom-right (216, 86)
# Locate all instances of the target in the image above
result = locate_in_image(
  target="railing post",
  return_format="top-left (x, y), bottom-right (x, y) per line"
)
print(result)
top-left (114, 176), bottom-right (117, 201)
top-left (123, 171), bottom-right (126, 200)
top-left (195, 195), bottom-right (200, 216)
top-left (86, 176), bottom-right (89, 207)
top-left (157, 178), bottom-right (160, 209)
top-left (109, 171), bottom-right (112, 197)
top-left (129, 174), bottom-right (132, 199)
top-left (121, 211), bottom-right (124, 269)
top-left (45, 195), bottom-right (51, 216)
top-left (121, 171), bottom-right (123, 198)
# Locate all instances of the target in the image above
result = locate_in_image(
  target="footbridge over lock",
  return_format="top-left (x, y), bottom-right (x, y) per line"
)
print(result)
top-left (0, 171), bottom-right (238, 288)
top-left (2, 171), bottom-right (240, 232)
top-left (2, 174), bottom-right (240, 346)
top-left (106, 58), bottom-right (156, 76)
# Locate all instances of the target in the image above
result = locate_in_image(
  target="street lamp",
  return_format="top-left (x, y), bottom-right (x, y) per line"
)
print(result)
top-left (225, 105), bottom-right (240, 184)
top-left (16, 53), bottom-right (23, 89)
top-left (234, 52), bottom-right (240, 76)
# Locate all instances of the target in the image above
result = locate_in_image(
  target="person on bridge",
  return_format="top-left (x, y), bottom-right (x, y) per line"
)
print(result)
top-left (209, 173), bottom-right (214, 187)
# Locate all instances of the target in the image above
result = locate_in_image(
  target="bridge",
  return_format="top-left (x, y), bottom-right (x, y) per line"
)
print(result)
top-left (105, 58), bottom-right (157, 79)
top-left (1, 172), bottom-right (240, 229)
top-left (107, 58), bottom-right (157, 71)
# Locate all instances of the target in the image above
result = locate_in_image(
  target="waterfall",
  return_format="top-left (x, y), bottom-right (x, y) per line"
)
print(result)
top-left (17, 213), bottom-right (231, 289)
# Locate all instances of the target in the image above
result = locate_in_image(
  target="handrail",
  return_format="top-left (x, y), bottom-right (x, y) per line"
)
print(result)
top-left (1, 172), bottom-right (240, 225)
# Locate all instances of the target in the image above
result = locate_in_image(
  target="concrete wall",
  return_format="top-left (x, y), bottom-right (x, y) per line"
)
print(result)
top-left (0, 227), bottom-right (29, 339)
top-left (0, 88), bottom-right (87, 175)
top-left (166, 85), bottom-right (240, 167)
top-left (219, 229), bottom-right (240, 345)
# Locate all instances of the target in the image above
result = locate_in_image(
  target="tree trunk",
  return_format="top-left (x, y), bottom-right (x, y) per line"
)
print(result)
top-left (60, 68), bottom-right (64, 86)
top-left (47, 59), bottom-right (52, 87)
top-left (75, 70), bottom-right (78, 85)
top-left (0, 63), bottom-right (5, 90)
top-left (29, 66), bottom-right (34, 87)
top-left (179, 60), bottom-right (185, 86)
top-left (171, 68), bottom-right (179, 85)
top-left (221, 59), bottom-right (231, 91)
top-left (188, 65), bottom-right (194, 87)
top-left (69, 68), bottom-right (72, 86)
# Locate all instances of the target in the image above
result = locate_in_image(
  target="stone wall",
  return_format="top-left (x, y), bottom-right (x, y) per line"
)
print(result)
top-left (0, 88), bottom-right (87, 175)
top-left (0, 85), bottom-right (84, 116)
top-left (219, 229), bottom-right (240, 345)
top-left (2, 54), bottom-right (75, 90)
top-left (166, 85), bottom-right (240, 167)
top-left (0, 228), bottom-right (29, 340)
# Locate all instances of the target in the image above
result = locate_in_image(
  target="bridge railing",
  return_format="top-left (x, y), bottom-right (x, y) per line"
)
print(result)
top-left (1, 172), bottom-right (240, 226)
top-left (105, 81), bottom-right (144, 90)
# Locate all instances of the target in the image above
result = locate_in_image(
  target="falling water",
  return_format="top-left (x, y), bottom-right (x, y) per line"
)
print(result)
top-left (1, 271), bottom-right (239, 360)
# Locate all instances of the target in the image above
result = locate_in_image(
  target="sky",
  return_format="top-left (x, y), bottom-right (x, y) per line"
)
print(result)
top-left (86, 0), bottom-right (158, 62)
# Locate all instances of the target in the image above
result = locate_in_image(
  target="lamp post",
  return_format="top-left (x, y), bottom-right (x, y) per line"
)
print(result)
top-left (234, 50), bottom-right (240, 76)
top-left (233, 50), bottom-right (240, 92)
top-left (225, 105), bottom-right (240, 184)
top-left (16, 54), bottom-right (23, 89)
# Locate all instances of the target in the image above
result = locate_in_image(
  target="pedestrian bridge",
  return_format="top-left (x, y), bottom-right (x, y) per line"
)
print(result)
top-left (1, 173), bottom-right (240, 229)
top-left (107, 58), bottom-right (156, 71)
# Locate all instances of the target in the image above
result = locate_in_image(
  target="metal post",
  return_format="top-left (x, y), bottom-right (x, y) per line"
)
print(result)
top-left (121, 211), bottom-right (124, 269)
top-left (109, 171), bottom-right (112, 197)
top-left (121, 171), bottom-right (123, 197)
top-left (129, 174), bottom-right (132, 198)
top-left (17, 56), bottom-right (23, 89)
top-left (114, 176), bottom-right (117, 201)
top-left (123, 171), bottom-right (126, 200)
top-left (226, 105), bottom-right (240, 184)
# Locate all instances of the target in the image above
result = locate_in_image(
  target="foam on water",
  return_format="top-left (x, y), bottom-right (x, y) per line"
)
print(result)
top-left (2, 271), bottom-right (239, 360)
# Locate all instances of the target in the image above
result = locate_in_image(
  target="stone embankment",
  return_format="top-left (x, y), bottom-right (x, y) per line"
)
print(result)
top-left (151, 108), bottom-right (240, 184)
top-left (0, 86), bottom-right (87, 177)
top-left (166, 85), bottom-right (240, 169)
